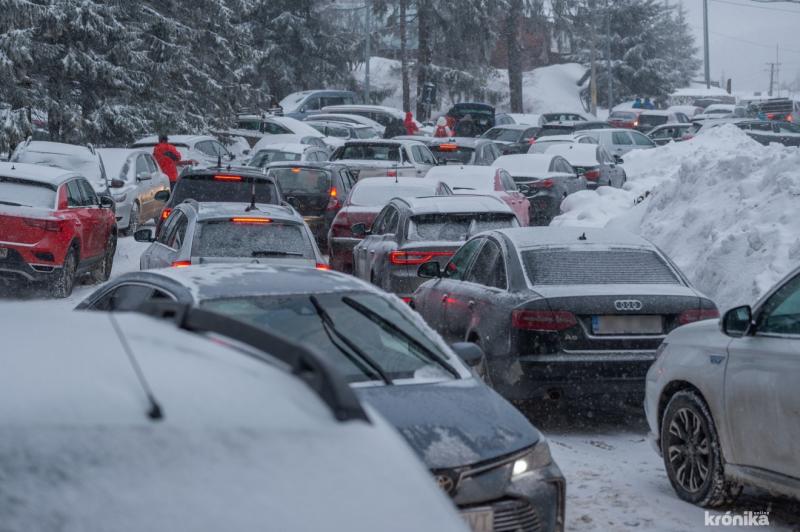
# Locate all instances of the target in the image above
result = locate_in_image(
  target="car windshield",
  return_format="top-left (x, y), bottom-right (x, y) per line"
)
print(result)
top-left (482, 128), bottom-right (522, 142)
top-left (429, 145), bottom-right (475, 164)
top-left (194, 220), bottom-right (313, 259)
top-left (0, 178), bottom-right (56, 208)
top-left (639, 115), bottom-right (668, 126)
top-left (354, 127), bottom-right (377, 139)
top-left (267, 168), bottom-right (331, 195)
top-left (13, 150), bottom-right (102, 182)
top-left (350, 184), bottom-right (433, 206)
top-left (407, 212), bottom-right (517, 241)
top-left (530, 140), bottom-right (571, 153)
top-left (171, 176), bottom-right (278, 204)
top-left (201, 292), bottom-right (455, 384)
top-left (250, 150), bottom-right (302, 166)
top-left (521, 248), bottom-right (681, 285)
top-left (336, 144), bottom-right (400, 161)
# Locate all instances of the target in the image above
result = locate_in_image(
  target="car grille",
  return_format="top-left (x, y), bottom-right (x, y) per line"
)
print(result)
top-left (492, 499), bottom-right (542, 532)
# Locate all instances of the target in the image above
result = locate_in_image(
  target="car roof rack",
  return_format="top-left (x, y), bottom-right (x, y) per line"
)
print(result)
top-left (135, 301), bottom-right (369, 423)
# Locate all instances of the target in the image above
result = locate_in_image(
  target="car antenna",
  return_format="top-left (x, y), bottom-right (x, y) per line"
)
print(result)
top-left (245, 178), bottom-right (258, 212)
top-left (217, 155), bottom-right (222, 168)
top-left (108, 313), bottom-right (163, 421)
top-left (578, 232), bottom-right (587, 241)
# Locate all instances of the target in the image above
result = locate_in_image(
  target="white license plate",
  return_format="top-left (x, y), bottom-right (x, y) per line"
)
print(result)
top-left (592, 315), bottom-right (663, 335)
top-left (461, 508), bottom-right (493, 532)
top-left (0, 247), bottom-right (7, 259)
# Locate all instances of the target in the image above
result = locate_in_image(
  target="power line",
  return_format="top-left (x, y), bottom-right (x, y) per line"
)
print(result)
top-left (709, 0), bottom-right (800, 13)
top-left (710, 30), bottom-right (800, 54)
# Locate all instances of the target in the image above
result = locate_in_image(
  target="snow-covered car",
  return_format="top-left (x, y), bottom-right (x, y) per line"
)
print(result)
top-left (527, 134), bottom-right (598, 154)
top-left (607, 109), bottom-right (645, 129)
top-left (575, 128), bottom-right (656, 157)
top-left (541, 143), bottom-right (626, 188)
top-left (413, 227), bottom-right (719, 407)
top-left (97, 148), bottom-right (170, 235)
top-left (131, 135), bottom-right (238, 169)
top-left (645, 265), bottom-right (800, 507)
top-left (321, 104), bottom-right (407, 129)
top-left (10, 139), bottom-right (110, 196)
top-left (694, 103), bottom-right (736, 120)
top-left (330, 139), bottom-right (438, 179)
top-left (646, 123), bottom-right (697, 145)
top-left (278, 89), bottom-right (358, 119)
top-left (491, 154), bottom-right (587, 225)
top-left (251, 133), bottom-right (329, 153)
top-left (634, 110), bottom-right (691, 133)
top-left (1, 305), bottom-right (468, 532)
top-left (77, 265), bottom-right (566, 532)
top-left (304, 113), bottom-right (386, 136)
top-left (505, 113), bottom-right (544, 126)
top-left (481, 125), bottom-right (541, 155)
top-left (424, 137), bottom-right (502, 165)
top-left (541, 112), bottom-right (590, 124)
top-left (666, 105), bottom-right (704, 118)
top-left (247, 143), bottom-right (330, 166)
top-left (305, 120), bottom-right (379, 143)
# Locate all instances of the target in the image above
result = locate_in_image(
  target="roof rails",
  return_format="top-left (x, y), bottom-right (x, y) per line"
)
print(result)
top-left (136, 302), bottom-right (369, 423)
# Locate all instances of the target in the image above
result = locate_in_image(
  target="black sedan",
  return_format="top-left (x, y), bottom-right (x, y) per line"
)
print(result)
top-left (77, 264), bottom-right (566, 532)
top-left (481, 124), bottom-right (540, 155)
top-left (412, 227), bottom-right (718, 406)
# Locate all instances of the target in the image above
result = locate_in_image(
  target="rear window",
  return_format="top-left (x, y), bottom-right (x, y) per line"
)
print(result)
top-left (429, 145), bottom-right (475, 165)
top-left (250, 150), bottom-right (302, 166)
top-left (537, 126), bottom-right (574, 137)
top-left (407, 213), bottom-right (518, 242)
top-left (268, 168), bottom-right (331, 195)
top-left (530, 140), bottom-right (569, 153)
top-left (171, 175), bottom-right (278, 205)
top-left (609, 111), bottom-right (636, 120)
top-left (521, 248), bottom-right (680, 285)
top-left (482, 128), bottom-right (522, 142)
top-left (639, 115), bottom-right (668, 127)
top-left (354, 128), bottom-right (377, 139)
top-left (350, 184), bottom-right (433, 206)
top-left (335, 144), bottom-right (400, 161)
top-left (195, 221), bottom-right (313, 259)
top-left (0, 178), bottom-right (56, 208)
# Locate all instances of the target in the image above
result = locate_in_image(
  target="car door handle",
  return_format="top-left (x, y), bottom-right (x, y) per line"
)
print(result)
top-left (467, 300), bottom-right (475, 309)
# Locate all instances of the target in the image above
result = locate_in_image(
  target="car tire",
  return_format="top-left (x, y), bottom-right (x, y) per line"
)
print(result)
top-left (123, 201), bottom-right (140, 236)
top-left (660, 390), bottom-right (740, 507)
top-left (91, 234), bottom-right (116, 283)
top-left (51, 248), bottom-right (77, 298)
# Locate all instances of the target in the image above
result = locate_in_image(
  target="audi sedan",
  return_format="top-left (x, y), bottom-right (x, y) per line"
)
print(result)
top-left (412, 227), bottom-right (718, 406)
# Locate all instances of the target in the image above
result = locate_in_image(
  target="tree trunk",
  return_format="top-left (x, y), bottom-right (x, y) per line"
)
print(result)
top-left (506, 0), bottom-right (524, 113)
top-left (400, 0), bottom-right (410, 112)
top-left (416, 0), bottom-right (432, 119)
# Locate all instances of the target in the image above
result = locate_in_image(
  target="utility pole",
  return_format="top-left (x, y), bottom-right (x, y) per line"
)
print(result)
top-left (364, 0), bottom-right (371, 103)
top-left (605, 0), bottom-right (612, 110)
top-left (589, 1), bottom-right (597, 115)
top-left (766, 61), bottom-right (781, 96)
top-left (703, 0), bottom-right (710, 89)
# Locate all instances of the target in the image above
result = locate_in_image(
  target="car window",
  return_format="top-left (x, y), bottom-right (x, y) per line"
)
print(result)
top-left (522, 128), bottom-right (539, 141)
top-left (631, 131), bottom-right (655, 146)
top-left (443, 238), bottom-right (484, 280)
top-left (171, 213), bottom-right (189, 249)
top-left (66, 180), bottom-right (84, 207)
top-left (210, 141), bottom-right (230, 157)
top-left (650, 127), bottom-right (672, 139)
top-left (304, 97), bottom-right (321, 111)
top-left (465, 239), bottom-right (507, 289)
top-left (145, 154), bottom-right (159, 173)
top-left (135, 155), bottom-right (150, 177)
top-left (612, 132), bottom-right (633, 145)
top-left (195, 221), bottom-right (314, 259)
top-left (499, 170), bottom-right (517, 192)
top-left (374, 206), bottom-right (399, 235)
top-left (412, 145), bottom-right (437, 165)
top-left (194, 141), bottom-right (215, 156)
top-left (407, 213), bottom-right (516, 242)
top-left (757, 273), bottom-right (800, 336)
top-left (77, 179), bottom-right (98, 205)
top-left (487, 143), bottom-right (501, 161)
top-left (91, 284), bottom-right (175, 311)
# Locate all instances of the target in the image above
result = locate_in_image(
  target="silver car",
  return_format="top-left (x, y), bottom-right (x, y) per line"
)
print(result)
top-left (97, 148), bottom-right (170, 235)
top-left (576, 128), bottom-right (656, 157)
top-left (645, 266), bottom-right (800, 506)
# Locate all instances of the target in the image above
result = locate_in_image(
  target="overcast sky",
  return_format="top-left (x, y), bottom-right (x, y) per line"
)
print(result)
top-left (676, 0), bottom-right (800, 95)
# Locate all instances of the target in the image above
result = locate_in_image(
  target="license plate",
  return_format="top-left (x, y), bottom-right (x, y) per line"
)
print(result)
top-left (592, 315), bottom-right (663, 335)
top-left (461, 508), bottom-right (493, 532)
top-left (0, 247), bottom-right (7, 259)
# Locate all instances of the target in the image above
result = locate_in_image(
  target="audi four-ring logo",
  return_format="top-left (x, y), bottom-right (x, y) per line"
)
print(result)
top-left (614, 299), bottom-right (643, 311)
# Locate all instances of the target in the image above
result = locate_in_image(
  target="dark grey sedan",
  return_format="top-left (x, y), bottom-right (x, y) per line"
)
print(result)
top-left (352, 195), bottom-right (519, 301)
top-left (77, 264), bottom-right (566, 532)
top-left (412, 227), bottom-right (718, 406)
top-left (543, 143), bottom-right (625, 189)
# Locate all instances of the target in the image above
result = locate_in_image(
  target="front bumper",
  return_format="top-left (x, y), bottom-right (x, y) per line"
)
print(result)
top-left (329, 236), bottom-right (361, 272)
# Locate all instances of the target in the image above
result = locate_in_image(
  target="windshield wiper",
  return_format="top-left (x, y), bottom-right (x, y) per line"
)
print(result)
top-left (251, 250), bottom-right (304, 257)
top-left (342, 296), bottom-right (460, 379)
top-left (308, 295), bottom-right (393, 385)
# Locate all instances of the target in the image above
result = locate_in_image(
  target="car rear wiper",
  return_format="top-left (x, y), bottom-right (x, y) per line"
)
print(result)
top-left (251, 250), bottom-right (304, 257)
top-left (341, 296), bottom-right (460, 379)
top-left (308, 295), bottom-right (393, 385)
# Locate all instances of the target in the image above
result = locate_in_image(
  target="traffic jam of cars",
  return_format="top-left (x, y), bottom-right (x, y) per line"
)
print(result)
top-left (1, 95), bottom-right (798, 531)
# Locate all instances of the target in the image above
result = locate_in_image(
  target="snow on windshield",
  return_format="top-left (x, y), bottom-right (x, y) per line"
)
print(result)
top-left (0, 180), bottom-right (56, 208)
top-left (268, 168), bottom-right (330, 195)
top-left (196, 221), bottom-right (313, 259)
top-left (407, 213), bottom-right (517, 242)
top-left (350, 185), bottom-right (433, 206)
top-left (14, 150), bottom-right (101, 182)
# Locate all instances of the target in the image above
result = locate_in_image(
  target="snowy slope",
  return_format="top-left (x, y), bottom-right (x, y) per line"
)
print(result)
top-left (552, 125), bottom-right (800, 310)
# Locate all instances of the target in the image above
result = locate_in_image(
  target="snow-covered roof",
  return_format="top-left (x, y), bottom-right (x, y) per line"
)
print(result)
top-left (266, 116), bottom-right (324, 137)
top-left (96, 148), bottom-right (150, 178)
top-left (252, 134), bottom-right (315, 151)
top-left (132, 134), bottom-right (214, 147)
top-left (400, 194), bottom-right (511, 214)
top-left (542, 143), bottom-right (599, 166)
top-left (424, 165), bottom-right (498, 190)
top-left (492, 154), bottom-right (563, 177)
top-left (496, 226), bottom-right (653, 250)
top-left (194, 202), bottom-right (300, 222)
top-left (0, 161), bottom-right (77, 185)
top-left (252, 143), bottom-right (308, 154)
top-left (322, 104), bottom-right (405, 118)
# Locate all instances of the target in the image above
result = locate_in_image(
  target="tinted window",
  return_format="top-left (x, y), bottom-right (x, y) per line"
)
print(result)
top-left (521, 249), bottom-right (680, 285)
top-left (262, 121), bottom-right (292, 135)
top-left (195, 220), bottom-right (314, 259)
top-left (430, 145), bottom-right (475, 165)
top-left (376, 207), bottom-right (399, 235)
top-left (612, 132), bottom-right (633, 145)
top-left (499, 171), bottom-right (517, 192)
top-left (268, 168), bottom-right (331, 195)
top-left (632, 132), bottom-right (655, 146)
top-left (465, 239), bottom-right (507, 289)
top-left (757, 274), bottom-right (800, 336)
top-left (92, 284), bottom-right (174, 311)
top-left (66, 180), bottom-right (85, 207)
top-left (165, 212), bottom-right (188, 249)
top-left (407, 213), bottom-right (516, 242)
top-left (77, 180), bottom-right (98, 205)
top-left (610, 111), bottom-right (636, 120)
top-left (0, 178), bottom-right (56, 208)
top-left (443, 238), bottom-right (483, 280)
top-left (639, 114), bottom-right (668, 127)
top-left (335, 144), bottom-right (400, 162)
top-left (482, 128), bottom-right (522, 142)
top-left (171, 175), bottom-right (278, 205)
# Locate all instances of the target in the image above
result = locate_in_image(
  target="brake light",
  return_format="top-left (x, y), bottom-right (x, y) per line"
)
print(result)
top-left (401, 297), bottom-right (413, 304)
top-left (171, 260), bottom-right (192, 268)
top-left (291, 167), bottom-right (301, 174)
top-left (23, 218), bottom-right (62, 232)
top-left (327, 186), bottom-right (341, 211)
top-left (767, 113), bottom-right (775, 120)
top-left (389, 250), bottom-right (453, 265)
top-left (387, 170), bottom-right (397, 177)
top-left (583, 169), bottom-right (600, 181)
top-left (316, 263), bottom-right (331, 270)
top-left (160, 208), bottom-right (172, 221)
top-left (678, 308), bottom-right (720, 325)
top-left (533, 178), bottom-right (554, 189)
top-left (438, 143), bottom-right (458, 151)
top-left (511, 309), bottom-right (577, 331)
top-left (214, 174), bottom-right (242, 181)
top-left (788, 114), bottom-right (794, 122)
top-left (230, 217), bottom-right (271, 224)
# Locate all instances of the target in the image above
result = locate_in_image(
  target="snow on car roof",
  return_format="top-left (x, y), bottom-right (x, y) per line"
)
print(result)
top-left (495, 226), bottom-right (654, 250)
top-left (322, 104), bottom-right (405, 118)
top-left (492, 154), bottom-right (559, 176)
top-left (424, 165), bottom-right (498, 190)
top-left (252, 134), bottom-right (315, 151)
top-left (18, 141), bottom-right (95, 157)
top-left (193, 202), bottom-right (300, 222)
top-left (252, 143), bottom-right (308, 154)
top-left (400, 194), bottom-right (510, 214)
top-left (0, 161), bottom-right (78, 184)
top-left (542, 143), bottom-right (599, 165)
top-left (266, 116), bottom-right (324, 137)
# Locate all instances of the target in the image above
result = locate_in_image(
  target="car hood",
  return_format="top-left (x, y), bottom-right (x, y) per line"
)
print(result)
top-left (355, 379), bottom-right (539, 469)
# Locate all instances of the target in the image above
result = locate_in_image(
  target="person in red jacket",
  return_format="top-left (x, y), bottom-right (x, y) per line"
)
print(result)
top-left (153, 135), bottom-right (184, 189)
top-left (403, 112), bottom-right (419, 135)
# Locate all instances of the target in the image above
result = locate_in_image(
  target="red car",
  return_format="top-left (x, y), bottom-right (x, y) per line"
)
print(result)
top-left (423, 165), bottom-right (531, 226)
top-left (0, 162), bottom-right (117, 297)
top-left (327, 177), bottom-right (452, 273)
top-left (607, 109), bottom-right (645, 129)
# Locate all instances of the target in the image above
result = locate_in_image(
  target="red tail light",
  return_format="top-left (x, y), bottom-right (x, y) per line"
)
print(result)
top-left (316, 263), bottom-right (331, 270)
top-left (401, 297), bottom-right (413, 304)
top-left (583, 169), bottom-right (600, 181)
top-left (327, 186), bottom-right (341, 211)
top-left (438, 143), bottom-right (458, 151)
top-left (231, 217), bottom-right (271, 224)
top-left (171, 260), bottom-right (192, 268)
top-left (678, 308), bottom-right (720, 325)
top-left (160, 208), bottom-right (172, 221)
top-left (389, 250), bottom-right (453, 265)
top-left (533, 178), bottom-right (554, 189)
top-left (214, 174), bottom-right (242, 181)
top-left (387, 170), bottom-right (397, 177)
top-left (512, 309), bottom-right (577, 331)
top-left (23, 218), bottom-right (62, 232)
top-left (767, 113), bottom-right (775, 120)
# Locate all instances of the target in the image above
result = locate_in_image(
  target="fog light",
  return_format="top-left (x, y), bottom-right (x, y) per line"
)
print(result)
top-left (34, 252), bottom-right (54, 262)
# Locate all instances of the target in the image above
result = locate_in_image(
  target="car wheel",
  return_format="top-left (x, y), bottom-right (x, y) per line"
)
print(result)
top-left (660, 390), bottom-right (740, 507)
top-left (91, 234), bottom-right (116, 283)
top-left (51, 248), bottom-right (77, 298)
top-left (124, 202), bottom-right (140, 236)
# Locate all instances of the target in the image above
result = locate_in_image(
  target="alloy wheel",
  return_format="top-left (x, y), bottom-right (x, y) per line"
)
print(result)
top-left (666, 407), bottom-right (710, 493)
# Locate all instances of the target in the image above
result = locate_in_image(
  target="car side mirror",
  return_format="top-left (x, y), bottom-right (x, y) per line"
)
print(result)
top-left (721, 305), bottom-right (752, 337)
top-left (614, 155), bottom-right (624, 164)
top-left (134, 228), bottom-right (155, 242)
top-left (135, 172), bottom-right (151, 182)
top-left (450, 342), bottom-right (485, 368)
top-left (99, 196), bottom-right (114, 209)
top-left (154, 190), bottom-right (170, 202)
top-left (417, 261), bottom-right (441, 278)
top-left (351, 222), bottom-right (369, 238)
top-left (110, 178), bottom-right (126, 188)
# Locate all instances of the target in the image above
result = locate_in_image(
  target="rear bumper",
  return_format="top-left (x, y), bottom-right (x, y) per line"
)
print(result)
top-left (489, 351), bottom-right (657, 402)
top-left (329, 236), bottom-right (361, 272)
top-left (303, 215), bottom-right (333, 246)
top-left (525, 193), bottom-right (559, 225)
top-left (0, 246), bottom-right (62, 283)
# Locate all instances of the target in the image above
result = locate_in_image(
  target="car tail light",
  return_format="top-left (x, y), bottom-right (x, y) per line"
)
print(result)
top-left (533, 178), bottom-right (554, 189)
top-left (23, 218), bottom-right (62, 232)
top-left (511, 309), bottom-right (577, 331)
top-left (583, 169), bottom-right (600, 181)
top-left (316, 263), bottom-right (331, 270)
top-left (678, 308), bottom-right (720, 325)
top-left (401, 297), bottom-right (413, 304)
top-left (160, 208), bottom-right (172, 221)
top-left (214, 174), bottom-right (242, 181)
top-left (387, 169), bottom-right (397, 177)
top-left (230, 217), bottom-right (271, 224)
top-left (327, 186), bottom-right (341, 211)
top-left (291, 167), bottom-right (302, 174)
top-left (788, 114), bottom-right (793, 122)
top-left (438, 143), bottom-right (458, 151)
top-left (171, 260), bottom-right (192, 268)
top-left (389, 250), bottom-right (453, 265)
top-left (767, 113), bottom-right (775, 120)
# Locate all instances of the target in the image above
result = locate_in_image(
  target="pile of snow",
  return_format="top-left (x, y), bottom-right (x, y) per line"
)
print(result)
top-left (553, 125), bottom-right (800, 309)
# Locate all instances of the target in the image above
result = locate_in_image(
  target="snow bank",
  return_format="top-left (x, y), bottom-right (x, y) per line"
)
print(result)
top-left (553, 125), bottom-right (800, 309)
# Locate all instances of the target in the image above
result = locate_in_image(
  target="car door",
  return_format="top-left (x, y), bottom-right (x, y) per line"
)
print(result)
top-left (438, 238), bottom-right (488, 341)
top-left (498, 170), bottom-right (529, 226)
top-left (724, 272), bottom-right (800, 479)
top-left (369, 207), bottom-right (402, 286)
top-left (597, 146), bottom-right (621, 187)
top-left (353, 206), bottom-right (394, 281)
top-left (611, 131), bottom-right (634, 156)
top-left (65, 179), bottom-right (98, 259)
top-left (145, 211), bottom-right (188, 269)
top-left (76, 178), bottom-right (107, 259)
top-left (630, 130), bottom-right (656, 150)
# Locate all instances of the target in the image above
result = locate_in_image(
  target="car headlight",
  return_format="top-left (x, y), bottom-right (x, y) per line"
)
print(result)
top-left (112, 192), bottom-right (127, 202)
top-left (512, 439), bottom-right (553, 478)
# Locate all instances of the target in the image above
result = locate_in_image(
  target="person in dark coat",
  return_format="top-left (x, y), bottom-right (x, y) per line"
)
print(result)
top-left (643, 97), bottom-right (655, 110)
top-left (383, 118), bottom-right (406, 138)
top-left (454, 114), bottom-right (477, 137)
top-left (632, 98), bottom-right (642, 109)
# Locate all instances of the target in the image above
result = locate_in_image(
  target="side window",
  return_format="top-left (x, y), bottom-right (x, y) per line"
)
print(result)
top-left (443, 238), bottom-right (484, 280)
top-left (145, 154), bottom-right (159, 173)
top-left (383, 208), bottom-right (400, 235)
top-left (263, 122), bottom-right (292, 135)
top-left (373, 207), bottom-right (399, 235)
top-left (66, 180), bottom-right (84, 207)
top-left (632, 131), bottom-right (655, 146)
top-left (488, 143), bottom-right (501, 161)
top-left (158, 212), bottom-right (185, 247)
top-left (92, 284), bottom-right (175, 312)
top-left (210, 141), bottom-right (229, 157)
top-left (410, 145), bottom-right (424, 164)
top-left (465, 240), bottom-right (507, 289)
top-left (135, 155), bottom-right (150, 177)
top-left (756, 274), bottom-right (800, 336)
top-left (612, 132), bottom-right (633, 145)
top-left (195, 141), bottom-right (214, 156)
top-left (500, 170), bottom-right (517, 192)
top-left (170, 214), bottom-right (189, 249)
top-left (522, 128), bottom-right (538, 141)
top-left (304, 97), bottom-right (321, 111)
top-left (77, 179), bottom-right (98, 206)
